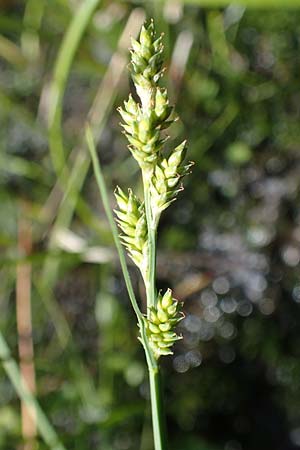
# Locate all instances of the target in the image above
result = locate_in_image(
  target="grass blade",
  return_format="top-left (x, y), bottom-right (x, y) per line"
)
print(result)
top-left (0, 332), bottom-right (67, 450)
top-left (48, 0), bottom-right (100, 174)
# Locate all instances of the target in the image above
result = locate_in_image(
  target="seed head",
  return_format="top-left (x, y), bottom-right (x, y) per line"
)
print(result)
top-left (146, 289), bottom-right (184, 359)
top-left (149, 141), bottom-right (193, 223)
top-left (118, 20), bottom-right (179, 172)
top-left (114, 187), bottom-right (148, 278)
top-left (115, 21), bottom-right (192, 359)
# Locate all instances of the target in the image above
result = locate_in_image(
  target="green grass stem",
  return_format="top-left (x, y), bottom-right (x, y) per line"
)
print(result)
top-left (85, 127), bottom-right (157, 369)
top-left (149, 367), bottom-right (167, 450)
top-left (85, 126), bottom-right (143, 324)
top-left (143, 177), bottom-right (157, 311)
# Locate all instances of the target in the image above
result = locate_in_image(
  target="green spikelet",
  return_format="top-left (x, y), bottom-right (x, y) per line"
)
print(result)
top-left (114, 187), bottom-right (148, 278)
top-left (118, 20), bottom-right (176, 172)
top-left (146, 289), bottom-right (183, 359)
top-left (130, 20), bottom-right (164, 108)
top-left (150, 141), bottom-right (193, 223)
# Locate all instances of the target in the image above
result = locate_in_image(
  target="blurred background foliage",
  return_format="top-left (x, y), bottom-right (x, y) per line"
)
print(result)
top-left (1, 1), bottom-right (300, 449)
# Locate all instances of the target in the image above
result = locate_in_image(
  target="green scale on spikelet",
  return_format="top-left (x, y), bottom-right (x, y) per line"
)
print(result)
top-left (130, 19), bottom-right (165, 109)
top-left (118, 91), bottom-right (172, 170)
top-left (150, 140), bottom-right (193, 224)
top-left (146, 289), bottom-right (183, 359)
top-left (114, 187), bottom-right (148, 279)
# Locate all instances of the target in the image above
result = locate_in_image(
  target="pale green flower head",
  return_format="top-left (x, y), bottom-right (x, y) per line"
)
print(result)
top-left (147, 289), bottom-right (184, 359)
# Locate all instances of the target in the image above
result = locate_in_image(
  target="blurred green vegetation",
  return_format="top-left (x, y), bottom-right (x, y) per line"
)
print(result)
top-left (2, 1), bottom-right (300, 449)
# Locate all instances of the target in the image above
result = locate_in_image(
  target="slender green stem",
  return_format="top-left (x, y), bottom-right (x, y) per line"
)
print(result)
top-left (86, 126), bottom-right (156, 368)
top-left (86, 126), bottom-right (142, 323)
top-left (142, 174), bottom-right (167, 450)
top-left (89, 126), bottom-right (158, 371)
top-left (85, 126), bottom-right (158, 369)
top-left (143, 174), bottom-right (157, 310)
top-left (149, 366), bottom-right (167, 450)
top-left (0, 332), bottom-right (66, 450)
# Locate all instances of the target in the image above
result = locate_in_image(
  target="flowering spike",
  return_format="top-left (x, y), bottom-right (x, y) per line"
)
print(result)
top-left (115, 20), bottom-right (191, 359)
top-left (148, 140), bottom-right (193, 224)
top-left (146, 289), bottom-right (183, 359)
top-left (114, 187), bottom-right (148, 279)
top-left (118, 20), bottom-right (180, 171)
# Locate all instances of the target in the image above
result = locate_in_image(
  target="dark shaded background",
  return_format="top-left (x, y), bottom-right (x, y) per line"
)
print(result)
top-left (1, 1), bottom-right (300, 449)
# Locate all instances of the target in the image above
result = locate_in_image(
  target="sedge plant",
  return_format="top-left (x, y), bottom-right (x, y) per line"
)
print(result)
top-left (86, 19), bottom-right (192, 450)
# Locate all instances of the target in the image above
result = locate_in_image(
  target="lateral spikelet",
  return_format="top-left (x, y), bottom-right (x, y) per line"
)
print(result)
top-left (150, 141), bottom-right (193, 222)
top-left (146, 289), bottom-right (183, 359)
top-left (114, 187), bottom-right (148, 278)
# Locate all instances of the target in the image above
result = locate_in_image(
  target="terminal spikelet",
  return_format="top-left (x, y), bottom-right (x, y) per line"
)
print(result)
top-left (118, 20), bottom-right (176, 172)
top-left (130, 20), bottom-right (164, 109)
top-left (146, 289), bottom-right (183, 359)
top-left (114, 187), bottom-right (148, 278)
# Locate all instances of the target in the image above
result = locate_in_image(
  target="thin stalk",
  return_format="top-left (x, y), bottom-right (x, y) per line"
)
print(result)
top-left (143, 176), bottom-right (167, 450)
top-left (143, 175), bottom-right (157, 310)
top-left (0, 332), bottom-right (66, 450)
top-left (86, 126), bottom-right (142, 323)
top-left (149, 366), bottom-right (167, 450)
top-left (86, 126), bottom-right (154, 365)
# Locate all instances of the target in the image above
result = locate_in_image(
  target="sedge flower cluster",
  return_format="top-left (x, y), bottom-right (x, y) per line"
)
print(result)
top-left (115, 20), bottom-right (191, 358)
